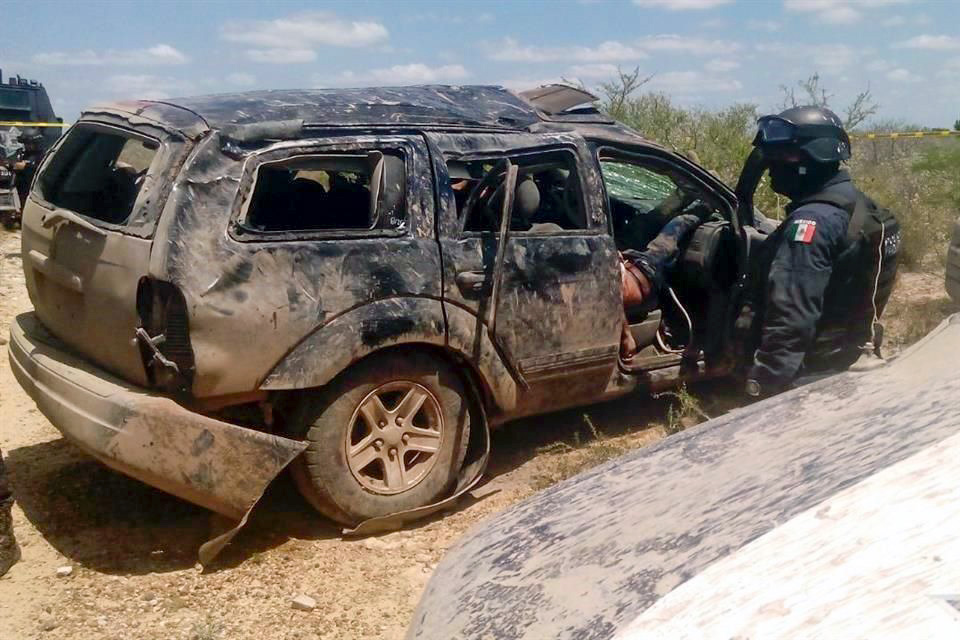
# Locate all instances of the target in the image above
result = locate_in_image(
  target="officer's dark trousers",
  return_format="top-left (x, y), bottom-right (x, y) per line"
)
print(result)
top-left (0, 447), bottom-right (11, 505)
top-left (0, 445), bottom-right (18, 577)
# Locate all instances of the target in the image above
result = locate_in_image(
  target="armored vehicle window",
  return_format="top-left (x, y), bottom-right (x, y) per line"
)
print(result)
top-left (37, 125), bottom-right (159, 225)
top-left (245, 152), bottom-right (405, 234)
top-left (0, 88), bottom-right (31, 111)
top-left (450, 150), bottom-right (586, 234)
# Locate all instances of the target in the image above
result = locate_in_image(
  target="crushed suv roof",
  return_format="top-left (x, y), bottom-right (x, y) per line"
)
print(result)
top-left (138, 85), bottom-right (543, 131)
top-left (91, 84), bottom-right (622, 138)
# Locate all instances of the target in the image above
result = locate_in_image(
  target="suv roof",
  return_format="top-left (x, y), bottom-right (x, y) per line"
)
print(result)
top-left (86, 84), bottom-right (631, 139)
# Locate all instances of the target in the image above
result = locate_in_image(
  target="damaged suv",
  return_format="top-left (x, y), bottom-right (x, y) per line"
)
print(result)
top-left (10, 84), bottom-right (767, 544)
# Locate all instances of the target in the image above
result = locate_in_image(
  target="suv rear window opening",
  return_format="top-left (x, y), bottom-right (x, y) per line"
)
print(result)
top-left (449, 150), bottom-right (587, 233)
top-left (244, 152), bottom-right (406, 234)
top-left (38, 125), bottom-right (158, 225)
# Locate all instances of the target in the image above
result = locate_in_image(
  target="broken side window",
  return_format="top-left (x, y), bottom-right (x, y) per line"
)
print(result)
top-left (244, 152), bottom-right (406, 234)
top-left (37, 124), bottom-right (159, 225)
top-left (449, 149), bottom-right (587, 234)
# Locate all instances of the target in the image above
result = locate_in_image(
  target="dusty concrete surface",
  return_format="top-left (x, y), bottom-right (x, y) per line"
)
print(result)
top-left (0, 227), bottom-right (953, 639)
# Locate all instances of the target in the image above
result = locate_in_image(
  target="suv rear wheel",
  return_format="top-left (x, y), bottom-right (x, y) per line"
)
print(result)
top-left (290, 351), bottom-right (473, 526)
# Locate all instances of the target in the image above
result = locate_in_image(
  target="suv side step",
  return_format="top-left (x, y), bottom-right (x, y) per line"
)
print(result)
top-left (619, 352), bottom-right (684, 373)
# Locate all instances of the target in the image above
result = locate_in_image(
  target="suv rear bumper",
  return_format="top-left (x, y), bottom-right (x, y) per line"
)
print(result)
top-left (8, 311), bottom-right (306, 521)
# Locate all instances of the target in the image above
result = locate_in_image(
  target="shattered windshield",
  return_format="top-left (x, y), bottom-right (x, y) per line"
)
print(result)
top-left (600, 160), bottom-right (675, 209)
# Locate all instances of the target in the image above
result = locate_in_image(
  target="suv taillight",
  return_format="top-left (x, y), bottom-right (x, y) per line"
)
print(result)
top-left (136, 278), bottom-right (195, 393)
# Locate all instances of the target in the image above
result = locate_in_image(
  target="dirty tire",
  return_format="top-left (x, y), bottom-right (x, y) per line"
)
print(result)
top-left (290, 350), bottom-right (473, 526)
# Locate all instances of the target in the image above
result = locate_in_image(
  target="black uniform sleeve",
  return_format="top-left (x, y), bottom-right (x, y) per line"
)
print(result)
top-left (749, 204), bottom-right (848, 388)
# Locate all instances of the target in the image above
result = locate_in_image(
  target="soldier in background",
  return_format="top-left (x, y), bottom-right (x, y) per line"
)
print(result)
top-left (14, 130), bottom-right (44, 214)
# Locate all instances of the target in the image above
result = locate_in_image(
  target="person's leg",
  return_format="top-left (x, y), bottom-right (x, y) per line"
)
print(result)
top-left (0, 448), bottom-right (20, 577)
top-left (623, 213), bottom-right (703, 291)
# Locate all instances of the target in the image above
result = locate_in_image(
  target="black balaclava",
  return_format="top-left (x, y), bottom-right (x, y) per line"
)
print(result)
top-left (768, 159), bottom-right (840, 201)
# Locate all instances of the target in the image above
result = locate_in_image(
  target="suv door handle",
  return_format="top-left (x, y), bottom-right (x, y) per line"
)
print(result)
top-left (455, 270), bottom-right (489, 293)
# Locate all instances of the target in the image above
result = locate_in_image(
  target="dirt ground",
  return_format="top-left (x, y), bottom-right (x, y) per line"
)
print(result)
top-left (0, 227), bottom-right (954, 640)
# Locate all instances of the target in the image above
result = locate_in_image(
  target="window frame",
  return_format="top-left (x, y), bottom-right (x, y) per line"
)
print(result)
top-left (449, 144), bottom-right (599, 240)
top-left (594, 147), bottom-right (734, 238)
top-left (32, 121), bottom-right (165, 234)
top-left (231, 143), bottom-right (412, 243)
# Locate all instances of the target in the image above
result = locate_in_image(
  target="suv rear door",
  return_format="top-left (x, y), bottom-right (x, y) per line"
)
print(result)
top-left (21, 119), bottom-right (186, 385)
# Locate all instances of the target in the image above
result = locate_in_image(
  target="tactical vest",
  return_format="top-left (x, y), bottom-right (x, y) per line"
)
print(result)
top-left (797, 187), bottom-right (901, 360)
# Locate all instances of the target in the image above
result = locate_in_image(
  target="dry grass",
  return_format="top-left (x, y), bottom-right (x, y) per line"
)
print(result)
top-left (529, 385), bottom-right (710, 490)
top-left (881, 271), bottom-right (959, 355)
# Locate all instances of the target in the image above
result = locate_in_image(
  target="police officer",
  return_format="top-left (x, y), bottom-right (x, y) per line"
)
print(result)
top-left (0, 447), bottom-right (19, 576)
top-left (743, 106), bottom-right (899, 397)
top-left (14, 130), bottom-right (43, 215)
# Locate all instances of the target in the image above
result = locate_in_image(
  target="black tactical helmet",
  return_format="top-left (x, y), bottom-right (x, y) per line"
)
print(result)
top-left (753, 106), bottom-right (851, 163)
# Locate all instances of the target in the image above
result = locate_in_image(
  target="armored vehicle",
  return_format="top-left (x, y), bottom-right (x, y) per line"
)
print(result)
top-left (0, 71), bottom-right (62, 228)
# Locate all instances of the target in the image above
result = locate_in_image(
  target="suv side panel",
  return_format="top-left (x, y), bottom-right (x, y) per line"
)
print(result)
top-left (153, 134), bottom-right (442, 397)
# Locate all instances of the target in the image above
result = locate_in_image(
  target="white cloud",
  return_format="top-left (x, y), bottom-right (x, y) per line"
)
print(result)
top-left (326, 63), bottom-right (469, 86)
top-left (498, 76), bottom-right (565, 91)
top-left (935, 58), bottom-right (960, 80)
top-left (488, 35), bottom-right (738, 63)
top-left (699, 18), bottom-right (730, 29)
top-left (637, 34), bottom-right (741, 55)
top-left (567, 63), bottom-right (621, 79)
top-left (226, 72), bottom-right (256, 87)
top-left (222, 12), bottom-right (387, 48)
top-left (705, 59), bottom-right (741, 72)
top-left (882, 13), bottom-right (931, 27)
top-left (104, 74), bottom-right (194, 100)
top-left (247, 48), bottom-right (317, 63)
top-left (647, 70), bottom-right (742, 93)
top-left (784, 0), bottom-right (909, 25)
top-left (32, 44), bottom-right (187, 66)
top-left (488, 38), bottom-right (648, 63)
top-left (747, 19), bottom-right (781, 32)
top-left (633, 0), bottom-right (733, 9)
top-left (865, 59), bottom-right (893, 72)
top-left (223, 12), bottom-right (388, 63)
top-left (886, 68), bottom-right (922, 82)
top-left (895, 34), bottom-right (960, 51)
top-left (755, 42), bottom-right (859, 73)
top-left (408, 11), bottom-right (494, 25)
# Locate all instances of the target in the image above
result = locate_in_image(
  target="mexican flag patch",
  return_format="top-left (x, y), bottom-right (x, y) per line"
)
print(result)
top-left (789, 219), bottom-right (817, 244)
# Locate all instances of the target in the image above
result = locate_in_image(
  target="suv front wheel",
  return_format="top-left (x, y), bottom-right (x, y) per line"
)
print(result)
top-left (289, 351), bottom-right (473, 526)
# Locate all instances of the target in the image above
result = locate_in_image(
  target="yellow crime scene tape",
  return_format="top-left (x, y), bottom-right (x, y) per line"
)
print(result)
top-left (0, 121), bottom-right (66, 128)
top-left (853, 130), bottom-right (960, 140)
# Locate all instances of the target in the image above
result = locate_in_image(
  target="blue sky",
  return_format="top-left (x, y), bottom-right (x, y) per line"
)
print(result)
top-left (4, 0), bottom-right (959, 127)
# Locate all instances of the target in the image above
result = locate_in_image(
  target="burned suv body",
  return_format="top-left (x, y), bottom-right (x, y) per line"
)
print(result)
top-left (9, 85), bottom-right (744, 544)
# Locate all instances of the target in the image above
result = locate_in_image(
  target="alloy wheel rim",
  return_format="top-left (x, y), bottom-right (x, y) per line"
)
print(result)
top-left (345, 381), bottom-right (444, 495)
